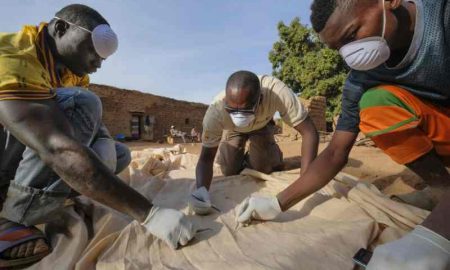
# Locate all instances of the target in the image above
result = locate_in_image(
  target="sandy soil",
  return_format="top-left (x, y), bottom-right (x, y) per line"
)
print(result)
top-left (126, 139), bottom-right (422, 196)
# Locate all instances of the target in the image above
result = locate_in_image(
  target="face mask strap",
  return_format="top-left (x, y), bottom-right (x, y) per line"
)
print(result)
top-left (54, 17), bottom-right (92, 33)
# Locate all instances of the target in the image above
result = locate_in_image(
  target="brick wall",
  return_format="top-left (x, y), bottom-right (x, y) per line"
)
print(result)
top-left (90, 84), bottom-right (208, 141)
top-left (281, 96), bottom-right (327, 138)
top-left (89, 84), bottom-right (327, 142)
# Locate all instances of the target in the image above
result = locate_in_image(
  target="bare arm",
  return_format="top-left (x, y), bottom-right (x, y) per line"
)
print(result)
top-left (422, 189), bottom-right (450, 239)
top-left (293, 116), bottom-right (319, 175)
top-left (195, 146), bottom-right (218, 190)
top-left (277, 130), bottom-right (357, 211)
top-left (0, 99), bottom-right (152, 222)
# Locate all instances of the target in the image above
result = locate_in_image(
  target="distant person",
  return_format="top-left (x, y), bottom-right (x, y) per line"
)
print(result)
top-left (170, 125), bottom-right (176, 136)
top-left (170, 125), bottom-right (186, 143)
top-left (189, 70), bottom-right (319, 215)
top-left (190, 127), bottom-right (201, 142)
top-left (0, 4), bottom-right (195, 267)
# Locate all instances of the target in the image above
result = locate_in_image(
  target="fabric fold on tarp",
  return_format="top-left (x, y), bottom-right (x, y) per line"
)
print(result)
top-left (27, 146), bottom-right (429, 270)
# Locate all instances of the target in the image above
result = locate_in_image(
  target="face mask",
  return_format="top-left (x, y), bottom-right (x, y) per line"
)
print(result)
top-left (338, 0), bottom-right (390, 71)
top-left (229, 112), bottom-right (255, 127)
top-left (54, 17), bottom-right (118, 59)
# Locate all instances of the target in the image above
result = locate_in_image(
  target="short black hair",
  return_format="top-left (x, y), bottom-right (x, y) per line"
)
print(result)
top-left (53, 4), bottom-right (109, 31)
top-left (310, 0), bottom-right (337, 33)
top-left (226, 70), bottom-right (261, 101)
top-left (310, 0), bottom-right (360, 33)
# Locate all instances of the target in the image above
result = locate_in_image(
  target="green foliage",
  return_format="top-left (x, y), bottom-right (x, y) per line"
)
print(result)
top-left (269, 18), bottom-right (348, 121)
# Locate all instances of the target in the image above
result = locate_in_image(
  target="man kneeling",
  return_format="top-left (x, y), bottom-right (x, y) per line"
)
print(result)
top-left (190, 71), bottom-right (319, 215)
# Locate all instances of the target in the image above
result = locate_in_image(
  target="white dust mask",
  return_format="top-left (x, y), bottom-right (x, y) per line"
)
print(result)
top-left (54, 17), bottom-right (118, 59)
top-left (229, 112), bottom-right (255, 127)
top-left (90, 24), bottom-right (118, 59)
top-left (338, 0), bottom-right (390, 71)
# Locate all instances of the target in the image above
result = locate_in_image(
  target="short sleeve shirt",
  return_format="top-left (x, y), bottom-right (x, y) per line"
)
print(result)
top-left (202, 75), bottom-right (308, 147)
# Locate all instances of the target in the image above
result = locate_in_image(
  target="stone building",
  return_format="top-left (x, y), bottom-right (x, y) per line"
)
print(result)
top-left (90, 84), bottom-right (208, 141)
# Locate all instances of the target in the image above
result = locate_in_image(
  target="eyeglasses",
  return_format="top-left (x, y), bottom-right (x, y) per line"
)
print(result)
top-left (224, 94), bottom-right (261, 114)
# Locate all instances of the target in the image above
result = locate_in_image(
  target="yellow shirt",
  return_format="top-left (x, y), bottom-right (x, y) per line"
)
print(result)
top-left (0, 23), bottom-right (89, 101)
top-left (202, 75), bottom-right (308, 147)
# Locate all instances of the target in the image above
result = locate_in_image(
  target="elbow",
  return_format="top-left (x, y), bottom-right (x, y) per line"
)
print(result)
top-left (326, 146), bottom-right (350, 169)
top-left (336, 153), bottom-right (349, 168)
top-left (38, 145), bottom-right (58, 168)
top-left (38, 136), bottom-right (81, 169)
top-left (322, 130), bottom-right (356, 170)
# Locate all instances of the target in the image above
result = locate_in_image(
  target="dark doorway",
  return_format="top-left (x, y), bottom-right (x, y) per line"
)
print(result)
top-left (131, 114), bottom-right (142, 139)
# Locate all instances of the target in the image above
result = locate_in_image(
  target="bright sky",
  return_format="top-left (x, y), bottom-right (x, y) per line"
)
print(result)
top-left (1, 0), bottom-right (312, 104)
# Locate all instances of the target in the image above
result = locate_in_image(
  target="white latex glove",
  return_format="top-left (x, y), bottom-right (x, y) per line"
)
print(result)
top-left (188, 186), bottom-right (212, 215)
top-left (236, 195), bottom-right (282, 224)
top-left (142, 206), bottom-right (196, 249)
top-left (367, 225), bottom-right (450, 270)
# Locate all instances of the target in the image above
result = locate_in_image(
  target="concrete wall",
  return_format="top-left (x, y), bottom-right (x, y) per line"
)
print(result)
top-left (90, 84), bottom-right (208, 141)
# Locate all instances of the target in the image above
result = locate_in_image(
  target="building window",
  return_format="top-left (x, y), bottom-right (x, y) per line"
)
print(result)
top-left (185, 118), bottom-right (190, 125)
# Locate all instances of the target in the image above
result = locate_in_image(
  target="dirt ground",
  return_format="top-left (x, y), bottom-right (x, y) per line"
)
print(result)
top-left (126, 139), bottom-right (422, 196)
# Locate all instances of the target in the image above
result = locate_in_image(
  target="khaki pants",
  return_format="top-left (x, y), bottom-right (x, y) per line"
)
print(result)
top-left (217, 123), bottom-right (283, 176)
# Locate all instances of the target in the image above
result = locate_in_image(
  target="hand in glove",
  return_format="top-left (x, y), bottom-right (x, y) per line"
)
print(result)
top-left (142, 206), bottom-right (196, 249)
top-left (236, 195), bottom-right (282, 225)
top-left (188, 186), bottom-right (212, 215)
top-left (367, 225), bottom-right (450, 270)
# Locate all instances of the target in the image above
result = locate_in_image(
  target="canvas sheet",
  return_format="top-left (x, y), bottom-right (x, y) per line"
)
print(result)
top-left (27, 146), bottom-right (429, 270)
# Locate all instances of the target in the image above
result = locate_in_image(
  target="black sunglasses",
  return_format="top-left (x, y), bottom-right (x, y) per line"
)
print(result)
top-left (224, 94), bottom-right (261, 114)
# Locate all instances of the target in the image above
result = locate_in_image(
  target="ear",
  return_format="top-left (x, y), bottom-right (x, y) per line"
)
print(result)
top-left (385, 0), bottom-right (403, 10)
top-left (54, 20), bottom-right (69, 38)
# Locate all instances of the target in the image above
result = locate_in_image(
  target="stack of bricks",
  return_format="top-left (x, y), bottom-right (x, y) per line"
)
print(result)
top-left (281, 96), bottom-right (327, 139)
top-left (302, 96), bottom-right (327, 132)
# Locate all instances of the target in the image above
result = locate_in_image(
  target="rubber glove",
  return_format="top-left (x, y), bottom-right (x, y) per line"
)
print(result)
top-left (367, 225), bottom-right (450, 270)
top-left (236, 195), bottom-right (282, 224)
top-left (142, 206), bottom-right (196, 249)
top-left (188, 186), bottom-right (212, 215)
